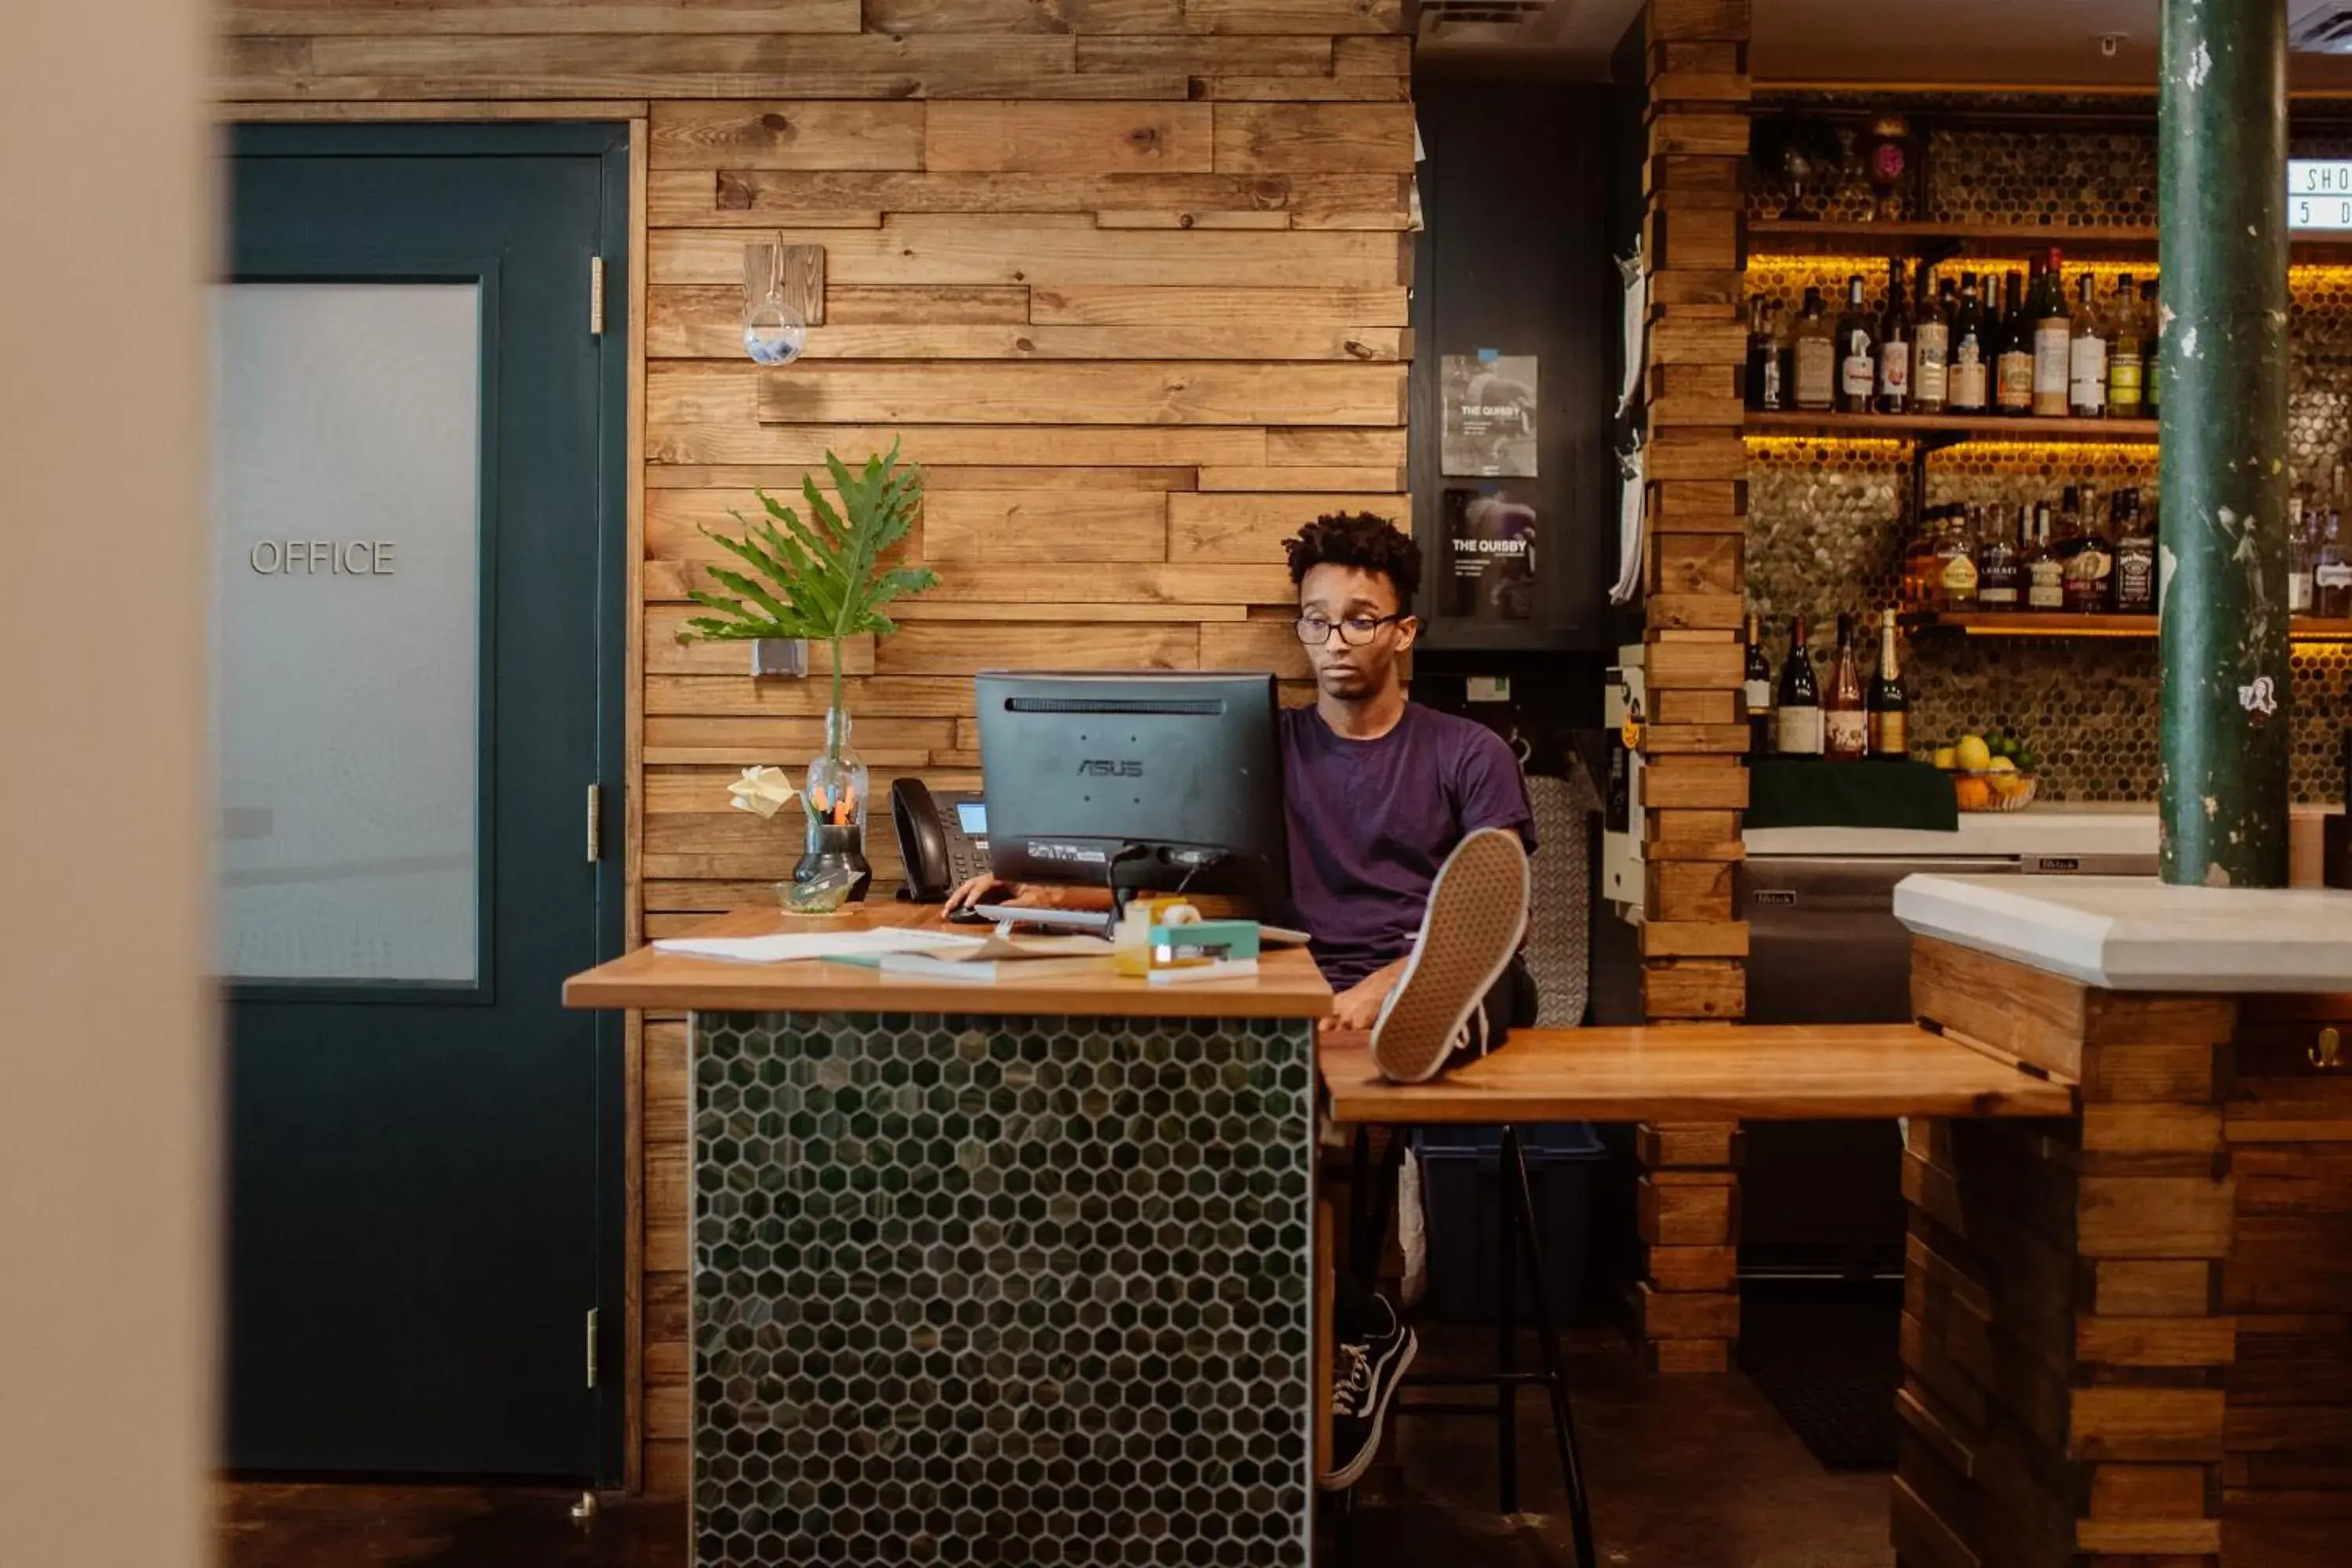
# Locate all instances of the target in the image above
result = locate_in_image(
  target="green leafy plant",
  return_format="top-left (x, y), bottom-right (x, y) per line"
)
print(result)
top-left (678, 442), bottom-right (938, 756)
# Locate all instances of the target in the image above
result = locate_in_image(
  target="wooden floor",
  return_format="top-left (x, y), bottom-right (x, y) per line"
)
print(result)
top-left (216, 1327), bottom-right (1891, 1568)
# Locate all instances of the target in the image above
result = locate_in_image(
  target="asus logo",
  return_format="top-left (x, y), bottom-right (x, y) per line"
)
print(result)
top-left (1076, 760), bottom-right (1143, 778)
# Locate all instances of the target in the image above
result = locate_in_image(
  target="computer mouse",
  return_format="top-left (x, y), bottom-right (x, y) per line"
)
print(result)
top-left (944, 904), bottom-right (992, 925)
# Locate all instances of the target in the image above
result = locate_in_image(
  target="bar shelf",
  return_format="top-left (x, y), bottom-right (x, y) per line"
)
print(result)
top-left (1746, 220), bottom-right (2159, 260)
top-left (1746, 411), bottom-right (2160, 443)
top-left (1904, 610), bottom-right (2352, 640)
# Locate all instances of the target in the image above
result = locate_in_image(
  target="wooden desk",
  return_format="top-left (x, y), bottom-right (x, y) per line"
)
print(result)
top-left (1319, 1023), bottom-right (2076, 1126)
top-left (564, 904), bottom-right (1334, 1019)
top-left (567, 907), bottom-right (1330, 1568)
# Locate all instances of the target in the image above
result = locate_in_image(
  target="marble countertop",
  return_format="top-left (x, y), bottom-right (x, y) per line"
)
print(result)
top-left (1745, 804), bottom-right (2161, 861)
top-left (1893, 873), bottom-right (2352, 992)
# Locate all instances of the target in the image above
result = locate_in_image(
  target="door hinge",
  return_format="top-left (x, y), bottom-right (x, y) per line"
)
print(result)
top-left (590, 256), bottom-right (606, 337)
top-left (586, 1308), bottom-right (601, 1389)
top-left (586, 783), bottom-right (604, 863)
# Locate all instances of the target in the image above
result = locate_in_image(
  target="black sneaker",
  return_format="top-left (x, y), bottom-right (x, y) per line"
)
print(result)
top-left (1319, 1297), bottom-right (1418, 1491)
top-left (1368, 827), bottom-right (1531, 1083)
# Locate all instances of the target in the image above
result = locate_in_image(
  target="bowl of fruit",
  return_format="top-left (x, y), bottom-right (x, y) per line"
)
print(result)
top-left (1933, 730), bottom-right (2038, 812)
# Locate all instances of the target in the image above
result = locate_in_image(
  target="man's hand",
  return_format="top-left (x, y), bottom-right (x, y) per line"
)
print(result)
top-left (1323, 967), bottom-right (1402, 1033)
top-left (946, 874), bottom-right (1018, 913)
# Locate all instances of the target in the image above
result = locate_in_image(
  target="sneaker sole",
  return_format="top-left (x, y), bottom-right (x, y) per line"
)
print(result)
top-left (1318, 1330), bottom-right (1419, 1492)
top-left (1367, 828), bottom-right (1530, 1084)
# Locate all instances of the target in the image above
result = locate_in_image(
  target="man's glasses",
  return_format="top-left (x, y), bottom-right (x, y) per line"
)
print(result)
top-left (1294, 612), bottom-right (1406, 647)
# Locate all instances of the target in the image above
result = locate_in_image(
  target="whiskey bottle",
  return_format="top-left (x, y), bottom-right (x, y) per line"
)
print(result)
top-left (1877, 257), bottom-right (1913, 414)
top-left (2318, 509), bottom-right (2352, 619)
top-left (1824, 612), bottom-right (1868, 761)
top-left (1933, 507), bottom-right (1980, 610)
top-left (2062, 487), bottom-right (2117, 612)
top-left (1947, 273), bottom-right (1989, 413)
top-left (2110, 488), bottom-right (2156, 613)
top-left (1773, 615), bottom-right (1824, 757)
top-left (2107, 273), bottom-right (2146, 418)
top-left (1975, 502), bottom-right (2020, 607)
top-left (1867, 608), bottom-right (1910, 760)
top-left (1792, 287), bottom-right (1835, 412)
top-left (2290, 495), bottom-right (2316, 616)
top-left (1743, 610), bottom-right (1773, 755)
top-left (1835, 274), bottom-right (1878, 415)
top-left (2027, 502), bottom-right (2067, 610)
top-left (2068, 274), bottom-right (2108, 418)
top-left (1913, 262), bottom-right (1950, 413)
top-left (1995, 270), bottom-right (2035, 416)
top-left (2032, 249), bottom-right (2072, 417)
top-left (1746, 296), bottom-right (1784, 412)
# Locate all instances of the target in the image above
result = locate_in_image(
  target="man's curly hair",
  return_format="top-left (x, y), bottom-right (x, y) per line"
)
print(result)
top-left (1283, 512), bottom-right (1421, 615)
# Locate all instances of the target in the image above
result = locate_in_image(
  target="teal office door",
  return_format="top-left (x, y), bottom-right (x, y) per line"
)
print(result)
top-left (216, 125), bottom-right (628, 1480)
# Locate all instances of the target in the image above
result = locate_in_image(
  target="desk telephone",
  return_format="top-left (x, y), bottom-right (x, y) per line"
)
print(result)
top-left (891, 779), bottom-right (989, 902)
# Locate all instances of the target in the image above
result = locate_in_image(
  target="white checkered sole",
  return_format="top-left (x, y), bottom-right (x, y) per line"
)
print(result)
top-left (1367, 827), bottom-right (1531, 1084)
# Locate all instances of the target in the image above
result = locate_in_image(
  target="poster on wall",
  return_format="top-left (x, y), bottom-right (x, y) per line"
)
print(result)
top-left (1441, 486), bottom-right (1537, 622)
top-left (1441, 350), bottom-right (1539, 477)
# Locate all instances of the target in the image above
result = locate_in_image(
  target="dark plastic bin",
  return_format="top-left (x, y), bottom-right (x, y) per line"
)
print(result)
top-left (1414, 1123), bottom-right (1604, 1325)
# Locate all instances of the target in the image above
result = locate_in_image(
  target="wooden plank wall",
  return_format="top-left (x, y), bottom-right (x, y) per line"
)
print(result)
top-left (1632, 0), bottom-right (1748, 1374)
top-left (220, 0), bottom-right (1415, 1497)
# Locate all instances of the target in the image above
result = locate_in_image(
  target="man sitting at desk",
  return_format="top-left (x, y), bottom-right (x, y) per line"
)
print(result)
top-left (951, 510), bottom-right (1537, 1490)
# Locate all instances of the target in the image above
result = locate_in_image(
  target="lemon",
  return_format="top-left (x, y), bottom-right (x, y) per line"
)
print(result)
top-left (1986, 755), bottom-right (2017, 775)
top-left (1932, 746), bottom-right (1957, 771)
top-left (1955, 735), bottom-right (1993, 771)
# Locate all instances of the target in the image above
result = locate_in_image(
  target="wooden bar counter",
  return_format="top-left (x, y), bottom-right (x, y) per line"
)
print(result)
top-left (568, 908), bottom-right (1332, 1568)
top-left (1892, 875), bottom-right (2352, 1568)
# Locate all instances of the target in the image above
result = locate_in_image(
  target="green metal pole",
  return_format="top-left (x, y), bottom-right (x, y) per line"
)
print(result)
top-left (2158, 0), bottom-right (2292, 887)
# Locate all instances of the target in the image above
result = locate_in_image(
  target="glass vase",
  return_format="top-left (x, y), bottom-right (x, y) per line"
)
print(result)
top-left (788, 705), bottom-right (871, 911)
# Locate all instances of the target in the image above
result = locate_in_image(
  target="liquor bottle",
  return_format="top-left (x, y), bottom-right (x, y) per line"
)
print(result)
top-left (1995, 270), bottom-right (2035, 416)
top-left (2289, 494), bottom-right (2316, 616)
top-left (1792, 286), bottom-right (1836, 412)
top-left (2318, 509), bottom-right (2352, 619)
top-left (1899, 507), bottom-right (1945, 608)
top-left (2107, 273), bottom-right (2146, 418)
top-left (1746, 295), bottom-right (1783, 412)
top-left (2110, 488), bottom-right (2156, 613)
top-left (2142, 278), bottom-right (2162, 413)
top-left (2069, 274), bottom-right (2108, 418)
top-left (1947, 273), bottom-right (1989, 413)
top-left (1867, 608), bottom-right (1910, 760)
top-left (1773, 615), bottom-right (1824, 757)
top-left (1912, 261), bottom-right (1949, 414)
top-left (1742, 610), bottom-right (1773, 755)
top-left (2062, 488), bottom-right (2117, 612)
top-left (2033, 249), bottom-right (2072, 417)
top-left (1824, 613), bottom-right (1867, 761)
top-left (1934, 507), bottom-right (1980, 610)
top-left (1835, 274), bottom-right (1878, 415)
top-left (2027, 501), bottom-right (2067, 610)
top-left (1976, 502), bottom-right (2020, 607)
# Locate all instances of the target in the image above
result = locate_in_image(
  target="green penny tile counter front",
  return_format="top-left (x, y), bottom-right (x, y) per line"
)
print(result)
top-left (688, 1010), bottom-right (1318, 1568)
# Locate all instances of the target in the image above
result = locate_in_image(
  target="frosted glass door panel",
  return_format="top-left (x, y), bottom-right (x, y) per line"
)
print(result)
top-left (211, 282), bottom-right (484, 984)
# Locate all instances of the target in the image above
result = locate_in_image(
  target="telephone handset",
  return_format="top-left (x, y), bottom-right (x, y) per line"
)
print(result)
top-left (891, 779), bottom-right (990, 902)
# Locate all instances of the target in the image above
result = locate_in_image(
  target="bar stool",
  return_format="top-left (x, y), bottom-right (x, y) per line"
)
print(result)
top-left (1340, 1122), bottom-right (1597, 1565)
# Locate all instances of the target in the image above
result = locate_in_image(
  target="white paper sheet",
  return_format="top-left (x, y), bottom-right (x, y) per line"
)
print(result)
top-left (653, 927), bottom-right (986, 964)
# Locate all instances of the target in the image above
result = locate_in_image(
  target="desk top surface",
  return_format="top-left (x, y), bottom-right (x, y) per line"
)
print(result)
top-left (564, 906), bottom-right (1333, 1019)
top-left (1319, 1023), bottom-right (2078, 1124)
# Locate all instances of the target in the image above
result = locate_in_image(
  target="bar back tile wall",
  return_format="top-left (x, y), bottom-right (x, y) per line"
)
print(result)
top-left (1747, 106), bottom-right (2352, 804)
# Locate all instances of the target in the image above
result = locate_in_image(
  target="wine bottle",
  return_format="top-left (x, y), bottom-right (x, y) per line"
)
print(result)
top-left (1877, 257), bottom-right (1912, 414)
top-left (2032, 248), bottom-right (2071, 417)
top-left (1912, 261), bottom-right (1950, 413)
top-left (1792, 286), bottom-right (1835, 412)
top-left (2142, 278), bottom-right (2162, 413)
top-left (1835, 274), bottom-right (1878, 415)
top-left (1742, 610), bottom-right (1773, 756)
top-left (1947, 273), bottom-right (1988, 413)
top-left (1745, 295), bottom-right (1781, 412)
top-left (1824, 613), bottom-right (1867, 761)
top-left (2107, 272), bottom-right (2146, 418)
top-left (1867, 608), bottom-right (1910, 760)
top-left (2068, 274), bottom-right (2108, 418)
top-left (1995, 270), bottom-right (2035, 416)
top-left (1773, 615), bottom-right (1824, 757)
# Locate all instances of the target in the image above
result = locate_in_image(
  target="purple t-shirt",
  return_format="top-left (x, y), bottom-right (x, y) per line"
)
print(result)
top-left (1278, 703), bottom-right (1536, 991)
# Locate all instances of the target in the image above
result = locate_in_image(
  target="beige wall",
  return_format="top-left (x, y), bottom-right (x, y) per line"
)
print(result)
top-left (1, 0), bottom-right (218, 1559)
